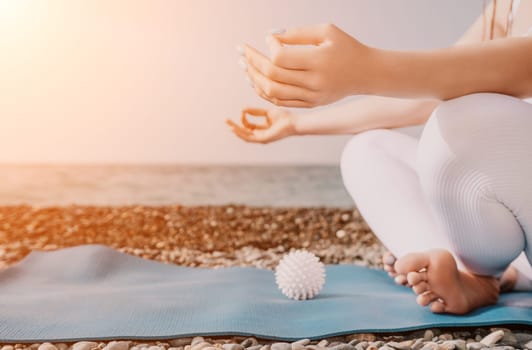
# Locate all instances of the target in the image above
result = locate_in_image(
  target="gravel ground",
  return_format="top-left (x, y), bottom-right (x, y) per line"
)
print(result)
top-left (0, 205), bottom-right (530, 349)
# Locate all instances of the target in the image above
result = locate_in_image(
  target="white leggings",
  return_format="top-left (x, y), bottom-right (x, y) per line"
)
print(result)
top-left (340, 93), bottom-right (532, 291)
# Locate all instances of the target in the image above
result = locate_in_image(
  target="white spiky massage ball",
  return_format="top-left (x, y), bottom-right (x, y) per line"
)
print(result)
top-left (275, 249), bottom-right (326, 300)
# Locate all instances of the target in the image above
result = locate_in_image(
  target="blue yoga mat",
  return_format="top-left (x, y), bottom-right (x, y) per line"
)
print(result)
top-left (0, 245), bottom-right (530, 343)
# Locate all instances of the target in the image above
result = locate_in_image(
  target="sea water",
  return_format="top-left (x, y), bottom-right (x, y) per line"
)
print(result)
top-left (0, 164), bottom-right (353, 207)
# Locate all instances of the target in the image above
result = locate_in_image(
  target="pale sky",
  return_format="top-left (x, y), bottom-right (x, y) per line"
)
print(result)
top-left (0, 0), bottom-right (483, 164)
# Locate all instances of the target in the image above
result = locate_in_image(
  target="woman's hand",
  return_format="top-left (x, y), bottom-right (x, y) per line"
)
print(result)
top-left (239, 24), bottom-right (376, 108)
top-left (226, 108), bottom-right (297, 144)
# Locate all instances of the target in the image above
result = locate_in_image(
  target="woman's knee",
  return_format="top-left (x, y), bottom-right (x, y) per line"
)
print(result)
top-left (418, 93), bottom-right (524, 165)
top-left (416, 93), bottom-right (518, 193)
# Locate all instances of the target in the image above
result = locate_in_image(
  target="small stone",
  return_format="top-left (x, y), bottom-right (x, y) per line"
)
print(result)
top-left (55, 344), bottom-right (68, 350)
top-left (411, 339), bottom-right (424, 350)
top-left (259, 346), bottom-right (270, 350)
top-left (336, 230), bottom-right (346, 239)
top-left (38, 344), bottom-right (57, 350)
top-left (170, 339), bottom-right (193, 347)
top-left (271, 343), bottom-right (291, 350)
top-left (357, 335), bottom-right (376, 343)
top-left (465, 343), bottom-right (485, 350)
top-left (317, 341), bottom-right (328, 348)
top-left (330, 345), bottom-right (355, 350)
top-left (305, 346), bottom-right (323, 350)
top-left (369, 343), bottom-right (383, 349)
top-left (293, 340), bottom-right (310, 347)
top-left (440, 334), bottom-right (453, 341)
top-left (420, 342), bottom-right (439, 350)
top-left (387, 341), bottom-right (413, 350)
top-left (223, 344), bottom-right (244, 350)
top-left (191, 343), bottom-right (212, 350)
top-left (148, 347), bottom-right (164, 350)
top-left (192, 338), bottom-right (206, 347)
top-left (525, 340), bottom-right (532, 350)
top-left (442, 340), bottom-right (466, 350)
top-left (480, 330), bottom-right (504, 347)
top-left (515, 333), bottom-right (532, 344)
top-left (424, 331), bottom-right (435, 342)
top-left (341, 213), bottom-right (350, 222)
top-left (355, 342), bottom-right (368, 350)
top-left (72, 342), bottom-right (98, 350)
top-left (377, 346), bottom-right (394, 350)
top-left (168, 348), bottom-right (181, 350)
top-left (1, 346), bottom-right (14, 350)
top-left (347, 340), bottom-right (360, 347)
top-left (241, 339), bottom-right (258, 348)
top-left (103, 342), bottom-right (130, 350)
top-left (490, 347), bottom-right (515, 350)
top-left (500, 333), bottom-right (518, 347)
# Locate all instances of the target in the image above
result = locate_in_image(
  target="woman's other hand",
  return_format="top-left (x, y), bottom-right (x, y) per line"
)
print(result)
top-left (239, 24), bottom-right (376, 108)
top-left (226, 108), bottom-right (297, 144)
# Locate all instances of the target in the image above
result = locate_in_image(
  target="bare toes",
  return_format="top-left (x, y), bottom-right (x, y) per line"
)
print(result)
top-left (383, 252), bottom-right (396, 266)
top-left (417, 291), bottom-right (439, 306)
top-left (430, 299), bottom-right (446, 313)
top-left (407, 270), bottom-right (428, 285)
top-left (412, 281), bottom-right (430, 295)
top-left (395, 252), bottom-right (430, 275)
top-left (394, 274), bottom-right (408, 285)
top-left (384, 264), bottom-right (394, 273)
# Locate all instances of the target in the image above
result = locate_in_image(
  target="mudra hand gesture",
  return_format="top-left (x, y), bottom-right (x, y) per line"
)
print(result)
top-left (225, 108), bottom-right (296, 144)
top-left (239, 23), bottom-right (373, 108)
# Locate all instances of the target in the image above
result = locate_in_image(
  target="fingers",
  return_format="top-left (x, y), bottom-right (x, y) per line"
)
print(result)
top-left (247, 64), bottom-right (315, 106)
top-left (243, 44), bottom-right (313, 86)
top-left (241, 108), bottom-right (271, 130)
top-left (273, 24), bottom-right (330, 45)
top-left (226, 119), bottom-right (252, 138)
top-left (226, 118), bottom-right (273, 144)
top-left (266, 36), bottom-right (318, 70)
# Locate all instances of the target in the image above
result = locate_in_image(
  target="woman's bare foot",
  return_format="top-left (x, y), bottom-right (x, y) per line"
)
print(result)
top-left (394, 249), bottom-right (499, 314)
top-left (382, 251), bottom-right (408, 286)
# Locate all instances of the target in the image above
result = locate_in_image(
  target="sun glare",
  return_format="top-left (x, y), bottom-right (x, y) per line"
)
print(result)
top-left (0, 0), bottom-right (24, 19)
top-left (0, 0), bottom-right (35, 35)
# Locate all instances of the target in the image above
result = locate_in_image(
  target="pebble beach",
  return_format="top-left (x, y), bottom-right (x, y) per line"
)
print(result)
top-left (0, 205), bottom-right (530, 350)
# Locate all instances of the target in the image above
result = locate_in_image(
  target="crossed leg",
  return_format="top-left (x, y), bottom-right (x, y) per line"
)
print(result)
top-left (340, 93), bottom-right (532, 314)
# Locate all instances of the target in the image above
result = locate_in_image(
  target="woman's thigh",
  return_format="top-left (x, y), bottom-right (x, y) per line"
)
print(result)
top-left (340, 129), bottom-right (452, 258)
